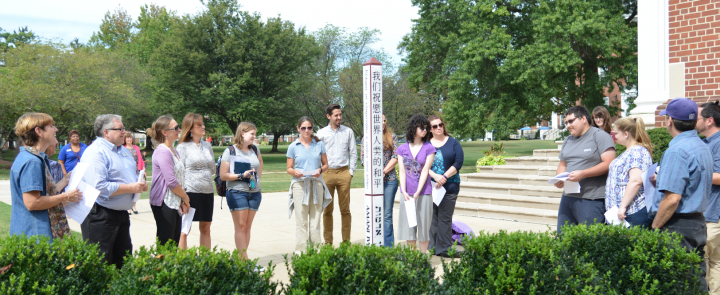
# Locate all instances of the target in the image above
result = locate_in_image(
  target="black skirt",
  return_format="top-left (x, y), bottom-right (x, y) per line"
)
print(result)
top-left (187, 192), bottom-right (214, 222)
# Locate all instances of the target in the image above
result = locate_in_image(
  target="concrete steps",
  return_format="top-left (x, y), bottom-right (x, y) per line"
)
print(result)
top-left (455, 146), bottom-right (564, 225)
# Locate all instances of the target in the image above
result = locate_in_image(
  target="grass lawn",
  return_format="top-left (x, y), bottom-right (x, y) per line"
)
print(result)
top-left (2, 140), bottom-right (558, 191)
top-left (0, 202), bottom-right (82, 237)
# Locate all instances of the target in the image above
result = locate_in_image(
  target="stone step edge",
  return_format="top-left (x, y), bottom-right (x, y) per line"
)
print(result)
top-left (460, 181), bottom-right (561, 192)
top-left (393, 199), bottom-right (559, 217)
top-left (456, 192), bottom-right (561, 204)
top-left (464, 173), bottom-right (552, 181)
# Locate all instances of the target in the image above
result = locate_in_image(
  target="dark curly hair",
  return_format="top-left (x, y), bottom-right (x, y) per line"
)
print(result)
top-left (405, 114), bottom-right (431, 143)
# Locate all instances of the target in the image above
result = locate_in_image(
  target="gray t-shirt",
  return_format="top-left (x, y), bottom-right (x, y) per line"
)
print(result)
top-left (558, 127), bottom-right (615, 200)
top-left (221, 145), bottom-right (261, 193)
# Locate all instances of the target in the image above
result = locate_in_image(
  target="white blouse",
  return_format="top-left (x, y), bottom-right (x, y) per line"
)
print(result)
top-left (176, 141), bottom-right (216, 194)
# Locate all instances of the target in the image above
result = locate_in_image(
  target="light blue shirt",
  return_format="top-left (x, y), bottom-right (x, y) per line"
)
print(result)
top-left (704, 130), bottom-right (720, 222)
top-left (652, 130), bottom-right (714, 215)
top-left (80, 137), bottom-right (138, 211)
top-left (286, 138), bottom-right (326, 180)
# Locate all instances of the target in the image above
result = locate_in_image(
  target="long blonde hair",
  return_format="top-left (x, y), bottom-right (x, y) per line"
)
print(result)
top-left (614, 117), bottom-right (653, 156)
top-left (233, 122), bottom-right (257, 147)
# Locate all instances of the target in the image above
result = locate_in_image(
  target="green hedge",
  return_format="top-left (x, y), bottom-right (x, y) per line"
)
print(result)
top-left (284, 243), bottom-right (438, 294)
top-left (0, 235), bottom-right (119, 294)
top-left (616, 127), bottom-right (673, 163)
top-left (111, 241), bottom-right (278, 294)
top-left (440, 224), bottom-right (706, 294)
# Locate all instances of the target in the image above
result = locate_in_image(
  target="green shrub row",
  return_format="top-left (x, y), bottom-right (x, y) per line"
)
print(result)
top-left (0, 224), bottom-right (706, 294)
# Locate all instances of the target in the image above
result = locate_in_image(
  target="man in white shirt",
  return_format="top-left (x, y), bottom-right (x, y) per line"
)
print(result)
top-left (317, 103), bottom-right (357, 244)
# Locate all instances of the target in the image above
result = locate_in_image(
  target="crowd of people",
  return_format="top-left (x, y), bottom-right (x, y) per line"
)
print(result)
top-left (6, 103), bottom-right (466, 271)
top-left (8, 98), bottom-right (720, 291)
top-left (556, 99), bottom-right (720, 291)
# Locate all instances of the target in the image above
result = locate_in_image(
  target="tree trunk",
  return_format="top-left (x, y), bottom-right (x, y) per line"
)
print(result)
top-left (270, 132), bottom-right (282, 153)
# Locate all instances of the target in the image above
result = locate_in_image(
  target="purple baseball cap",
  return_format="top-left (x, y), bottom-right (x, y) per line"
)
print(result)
top-left (659, 98), bottom-right (698, 120)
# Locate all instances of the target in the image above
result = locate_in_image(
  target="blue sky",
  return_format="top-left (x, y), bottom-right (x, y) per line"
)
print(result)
top-left (1, 0), bottom-right (419, 66)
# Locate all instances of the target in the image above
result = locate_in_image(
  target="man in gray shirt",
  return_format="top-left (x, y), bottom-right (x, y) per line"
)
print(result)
top-left (317, 103), bottom-right (357, 245)
top-left (555, 106), bottom-right (616, 233)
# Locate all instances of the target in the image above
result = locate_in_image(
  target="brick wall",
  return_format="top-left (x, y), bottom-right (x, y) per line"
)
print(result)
top-left (656, 0), bottom-right (720, 127)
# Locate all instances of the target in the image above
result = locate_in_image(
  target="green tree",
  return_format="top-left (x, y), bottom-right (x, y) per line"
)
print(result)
top-left (148, 0), bottom-right (319, 152)
top-left (400, 0), bottom-right (637, 139)
top-left (88, 6), bottom-right (134, 50)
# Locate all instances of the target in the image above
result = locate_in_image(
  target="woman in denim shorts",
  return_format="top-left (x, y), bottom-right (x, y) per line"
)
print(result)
top-left (219, 122), bottom-right (263, 260)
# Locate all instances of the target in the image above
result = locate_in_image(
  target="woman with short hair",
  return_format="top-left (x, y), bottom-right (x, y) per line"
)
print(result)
top-left (286, 117), bottom-right (332, 253)
top-left (605, 117), bottom-right (653, 227)
top-left (10, 113), bottom-right (82, 241)
top-left (397, 114), bottom-right (435, 253)
top-left (147, 115), bottom-right (191, 247)
top-left (176, 113), bottom-right (216, 249)
top-left (58, 130), bottom-right (87, 176)
top-left (219, 122), bottom-right (265, 259)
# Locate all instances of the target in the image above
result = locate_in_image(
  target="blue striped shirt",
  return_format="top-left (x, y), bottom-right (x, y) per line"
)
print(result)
top-left (704, 131), bottom-right (720, 222)
top-left (652, 130), bottom-right (713, 215)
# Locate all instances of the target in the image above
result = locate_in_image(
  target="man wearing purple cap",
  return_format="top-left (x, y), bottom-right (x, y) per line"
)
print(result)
top-left (652, 97), bottom-right (714, 289)
top-left (697, 101), bottom-right (720, 293)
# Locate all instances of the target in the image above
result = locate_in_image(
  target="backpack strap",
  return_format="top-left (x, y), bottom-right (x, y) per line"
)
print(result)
top-left (250, 145), bottom-right (259, 156)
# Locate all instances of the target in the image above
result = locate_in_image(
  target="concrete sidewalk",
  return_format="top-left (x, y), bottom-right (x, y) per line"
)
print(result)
top-left (0, 180), bottom-right (556, 284)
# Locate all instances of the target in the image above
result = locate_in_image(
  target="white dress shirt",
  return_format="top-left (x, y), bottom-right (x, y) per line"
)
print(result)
top-left (317, 124), bottom-right (358, 176)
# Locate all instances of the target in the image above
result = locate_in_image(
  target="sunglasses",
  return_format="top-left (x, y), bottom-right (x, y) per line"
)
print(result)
top-left (565, 118), bottom-right (578, 125)
top-left (418, 126), bottom-right (427, 131)
top-left (383, 119), bottom-right (387, 123)
top-left (432, 123), bottom-right (445, 129)
top-left (166, 126), bottom-right (180, 131)
top-left (300, 126), bottom-right (313, 131)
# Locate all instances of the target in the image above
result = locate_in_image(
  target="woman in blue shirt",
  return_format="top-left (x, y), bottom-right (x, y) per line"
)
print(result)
top-left (286, 116), bottom-right (331, 252)
top-left (427, 115), bottom-right (464, 258)
top-left (58, 130), bottom-right (87, 176)
top-left (10, 113), bottom-right (82, 241)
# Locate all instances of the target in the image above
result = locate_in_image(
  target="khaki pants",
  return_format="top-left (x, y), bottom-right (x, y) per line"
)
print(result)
top-left (323, 166), bottom-right (352, 244)
top-left (708, 221), bottom-right (720, 294)
top-left (292, 182), bottom-right (323, 252)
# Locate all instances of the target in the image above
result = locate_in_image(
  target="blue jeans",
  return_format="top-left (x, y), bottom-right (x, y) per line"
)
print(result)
top-left (226, 190), bottom-right (262, 211)
top-left (624, 208), bottom-right (653, 228)
top-left (557, 195), bottom-right (605, 234)
top-left (383, 180), bottom-right (399, 247)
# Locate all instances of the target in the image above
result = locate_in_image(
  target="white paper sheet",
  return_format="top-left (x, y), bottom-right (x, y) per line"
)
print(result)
top-left (642, 163), bottom-right (659, 213)
top-left (300, 169), bottom-right (320, 177)
top-left (67, 162), bottom-right (89, 190)
top-left (604, 206), bottom-right (630, 228)
top-left (547, 172), bottom-right (581, 194)
top-left (64, 181), bottom-right (100, 224)
top-left (132, 170), bottom-right (145, 203)
top-left (404, 198), bottom-right (417, 228)
top-left (432, 185), bottom-right (446, 206)
top-left (181, 207), bottom-right (196, 234)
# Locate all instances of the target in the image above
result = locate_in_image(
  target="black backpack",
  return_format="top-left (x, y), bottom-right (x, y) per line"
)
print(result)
top-left (214, 145), bottom-right (259, 208)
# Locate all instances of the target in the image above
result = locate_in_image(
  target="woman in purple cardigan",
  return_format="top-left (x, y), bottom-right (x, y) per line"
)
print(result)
top-left (147, 115), bottom-right (191, 248)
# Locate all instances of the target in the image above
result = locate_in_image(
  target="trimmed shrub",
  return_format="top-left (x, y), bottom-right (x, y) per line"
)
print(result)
top-left (440, 224), bottom-right (705, 294)
top-left (0, 235), bottom-right (119, 294)
top-left (439, 230), bottom-right (609, 294)
top-left (111, 242), bottom-right (278, 294)
top-left (285, 243), bottom-right (438, 294)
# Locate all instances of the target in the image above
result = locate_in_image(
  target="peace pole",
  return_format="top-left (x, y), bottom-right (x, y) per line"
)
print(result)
top-left (363, 57), bottom-right (383, 246)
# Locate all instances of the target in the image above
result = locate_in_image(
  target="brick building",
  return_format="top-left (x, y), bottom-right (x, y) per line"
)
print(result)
top-left (632, 0), bottom-right (719, 127)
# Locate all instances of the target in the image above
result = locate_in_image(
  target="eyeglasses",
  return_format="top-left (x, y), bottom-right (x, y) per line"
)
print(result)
top-left (107, 127), bottom-right (126, 132)
top-left (300, 126), bottom-right (313, 131)
top-left (432, 123), bottom-right (445, 129)
top-left (565, 118), bottom-right (578, 125)
top-left (593, 117), bottom-right (603, 120)
top-left (418, 126), bottom-right (427, 131)
top-left (166, 126), bottom-right (180, 131)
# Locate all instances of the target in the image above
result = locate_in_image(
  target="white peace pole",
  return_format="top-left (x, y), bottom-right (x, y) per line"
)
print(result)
top-left (363, 57), bottom-right (384, 246)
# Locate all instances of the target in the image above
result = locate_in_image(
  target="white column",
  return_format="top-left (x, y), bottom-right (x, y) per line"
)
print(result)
top-left (363, 57), bottom-right (384, 246)
top-left (632, 0), bottom-right (670, 125)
